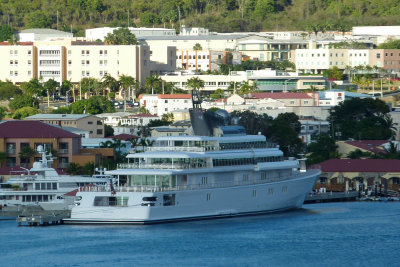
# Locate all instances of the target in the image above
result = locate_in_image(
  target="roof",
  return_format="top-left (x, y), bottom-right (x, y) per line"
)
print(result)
top-left (107, 134), bottom-right (139, 140)
top-left (0, 121), bottom-right (79, 138)
top-left (18, 28), bottom-right (72, 35)
top-left (248, 92), bottom-right (313, 99)
top-left (158, 94), bottom-right (192, 99)
top-left (345, 140), bottom-right (387, 153)
top-left (25, 114), bottom-right (91, 120)
top-left (317, 159), bottom-right (400, 173)
top-left (138, 35), bottom-right (248, 41)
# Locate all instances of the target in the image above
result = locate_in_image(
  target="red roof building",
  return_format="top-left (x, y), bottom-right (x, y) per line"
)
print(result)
top-left (312, 159), bottom-right (400, 192)
top-left (0, 121), bottom-right (82, 169)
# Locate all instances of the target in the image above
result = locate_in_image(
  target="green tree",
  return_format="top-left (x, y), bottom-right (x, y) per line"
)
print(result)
top-left (18, 146), bottom-right (36, 166)
top-left (0, 106), bottom-right (8, 120)
top-left (377, 39), bottom-right (400, 49)
top-left (0, 25), bottom-right (14, 42)
top-left (323, 66), bottom-right (344, 80)
top-left (9, 95), bottom-right (39, 110)
top-left (66, 162), bottom-right (84, 175)
top-left (70, 96), bottom-right (115, 115)
top-left (307, 134), bottom-right (339, 165)
top-left (104, 27), bottom-right (138, 45)
top-left (12, 107), bottom-right (40, 119)
top-left (102, 74), bottom-right (120, 98)
top-left (193, 43), bottom-right (202, 51)
top-left (144, 75), bottom-right (162, 94)
top-left (0, 82), bottom-right (22, 100)
top-left (104, 124), bottom-right (114, 137)
top-left (186, 77), bottom-right (205, 92)
top-left (25, 10), bottom-right (53, 28)
top-left (119, 75), bottom-right (136, 111)
top-left (330, 98), bottom-right (393, 140)
top-left (43, 79), bottom-right (59, 100)
top-left (20, 78), bottom-right (43, 97)
top-left (60, 80), bottom-right (74, 98)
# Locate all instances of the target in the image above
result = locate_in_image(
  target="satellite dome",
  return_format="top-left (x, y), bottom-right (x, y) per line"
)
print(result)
top-left (215, 109), bottom-right (230, 125)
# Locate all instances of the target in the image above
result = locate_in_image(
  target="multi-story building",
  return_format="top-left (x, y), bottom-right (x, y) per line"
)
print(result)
top-left (293, 48), bottom-right (349, 74)
top-left (0, 42), bottom-right (36, 84)
top-left (176, 50), bottom-right (242, 72)
top-left (0, 40), bottom-right (152, 85)
top-left (236, 36), bottom-right (308, 61)
top-left (24, 114), bottom-right (105, 138)
top-left (0, 120), bottom-right (80, 168)
top-left (17, 28), bottom-right (73, 42)
top-left (369, 49), bottom-right (400, 73)
top-left (97, 112), bottom-right (159, 127)
top-left (138, 94), bottom-right (192, 116)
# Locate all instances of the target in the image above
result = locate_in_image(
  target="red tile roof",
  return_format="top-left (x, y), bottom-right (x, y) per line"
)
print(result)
top-left (128, 113), bottom-right (158, 118)
top-left (316, 159), bottom-right (400, 173)
top-left (158, 94), bottom-right (191, 99)
top-left (345, 140), bottom-right (387, 153)
top-left (0, 121), bottom-right (79, 138)
top-left (248, 92), bottom-right (313, 99)
top-left (107, 134), bottom-right (139, 140)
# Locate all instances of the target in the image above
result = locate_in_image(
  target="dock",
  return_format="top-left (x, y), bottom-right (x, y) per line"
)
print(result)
top-left (17, 213), bottom-right (68, 226)
top-left (304, 191), bottom-right (359, 204)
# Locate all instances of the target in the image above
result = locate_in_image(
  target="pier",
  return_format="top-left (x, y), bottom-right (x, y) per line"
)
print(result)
top-left (304, 191), bottom-right (359, 204)
top-left (17, 212), bottom-right (69, 226)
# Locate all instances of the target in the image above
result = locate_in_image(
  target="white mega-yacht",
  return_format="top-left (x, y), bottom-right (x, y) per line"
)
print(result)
top-left (65, 91), bottom-right (320, 224)
top-left (0, 146), bottom-right (109, 213)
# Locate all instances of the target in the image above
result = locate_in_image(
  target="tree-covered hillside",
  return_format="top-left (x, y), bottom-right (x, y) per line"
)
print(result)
top-left (0, 0), bottom-right (399, 36)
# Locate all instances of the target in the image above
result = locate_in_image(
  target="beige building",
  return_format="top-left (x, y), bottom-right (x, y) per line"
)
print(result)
top-left (177, 50), bottom-right (242, 72)
top-left (24, 114), bottom-right (105, 138)
top-left (0, 42), bottom-right (36, 84)
top-left (0, 40), bottom-right (151, 85)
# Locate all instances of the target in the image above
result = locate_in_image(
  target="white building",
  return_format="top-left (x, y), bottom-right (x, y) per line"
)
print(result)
top-left (180, 26), bottom-right (209, 36)
top-left (96, 112), bottom-right (132, 126)
top-left (352, 26), bottom-right (400, 37)
top-left (17, 29), bottom-right (73, 42)
top-left (176, 50), bottom-right (241, 72)
top-left (138, 94), bottom-right (192, 116)
top-left (294, 48), bottom-right (349, 74)
top-left (86, 27), bottom-right (176, 41)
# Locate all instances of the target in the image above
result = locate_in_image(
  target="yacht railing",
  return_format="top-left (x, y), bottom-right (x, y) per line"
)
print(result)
top-left (79, 169), bottom-right (320, 193)
top-left (117, 163), bottom-right (205, 169)
top-left (146, 146), bottom-right (211, 152)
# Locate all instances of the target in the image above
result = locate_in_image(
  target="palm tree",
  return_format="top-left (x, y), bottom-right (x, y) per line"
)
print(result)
top-left (119, 75), bottom-right (136, 111)
top-left (186, 77), bottom-right (205, 92)
top-left (101, 74), bottom-right (119, 99)
top-left (61, 80), bottom-right (74, 102)
top-left (0, 152), bottom-right (7, 167)
top-left (18, 146), bottom-right (35, 167)
top-left (144, 74), bottom-right (162, 94)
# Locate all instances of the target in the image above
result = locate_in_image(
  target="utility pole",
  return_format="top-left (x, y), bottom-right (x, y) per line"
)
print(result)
top-left (128, 10), bottom-right (130, 27)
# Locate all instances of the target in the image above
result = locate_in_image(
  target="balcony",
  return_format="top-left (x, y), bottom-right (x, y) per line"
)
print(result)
top-left (58, 149), bottom-right (69, 154)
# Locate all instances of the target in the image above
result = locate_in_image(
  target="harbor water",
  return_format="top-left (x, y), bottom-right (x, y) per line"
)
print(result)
top-left (1, 202), bottom-right (399, 266)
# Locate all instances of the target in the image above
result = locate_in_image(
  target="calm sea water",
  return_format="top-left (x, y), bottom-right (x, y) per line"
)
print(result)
top-left (1, 202), bottom-right (399, 267)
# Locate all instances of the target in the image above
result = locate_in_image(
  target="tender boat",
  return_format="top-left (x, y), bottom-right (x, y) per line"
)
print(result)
top-left (0, 146), bottom-right (109, 217)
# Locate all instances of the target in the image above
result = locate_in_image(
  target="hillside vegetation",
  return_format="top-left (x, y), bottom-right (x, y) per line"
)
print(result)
top-left (0, 0), bottom-right (399, 36)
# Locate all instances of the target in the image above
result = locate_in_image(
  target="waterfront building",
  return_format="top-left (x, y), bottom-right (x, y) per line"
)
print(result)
top-left (24, 114), bottom-right (105, 138)
top-left (315, 159), bottom-right (400, 192)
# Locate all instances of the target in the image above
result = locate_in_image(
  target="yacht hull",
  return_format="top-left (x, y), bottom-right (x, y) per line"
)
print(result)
top-left (65, 170), bottom-right (319, 224)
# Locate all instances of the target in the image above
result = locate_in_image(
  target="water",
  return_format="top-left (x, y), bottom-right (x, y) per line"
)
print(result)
top-left (1, 202), bottom-right (399, 267)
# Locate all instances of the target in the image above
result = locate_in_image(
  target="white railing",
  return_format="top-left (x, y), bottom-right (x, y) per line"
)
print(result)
top-left (79, 170), bottom-right (319, 193)
top-left (118, 163), bottom-right (203, 170)
top-left (146, 146), bottom-right (210, 152)
top-left (58, 149), bottom-right (69, 154)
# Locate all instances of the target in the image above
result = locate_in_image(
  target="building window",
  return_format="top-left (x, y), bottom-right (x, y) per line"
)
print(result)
top-left (97, 129), bottom-right (103, 135)
top-left (88, 121), bottom-right (93, 124)
top-left (377, 53), bottom-right (380, 59)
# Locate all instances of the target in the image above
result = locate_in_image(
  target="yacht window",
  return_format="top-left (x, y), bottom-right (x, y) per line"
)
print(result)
top-left (35, 183), bottom-right (40, 190)
top-left (163, 194), bottom-right (175, 206)
top-left (143, 197), bottom-right (157, 201)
